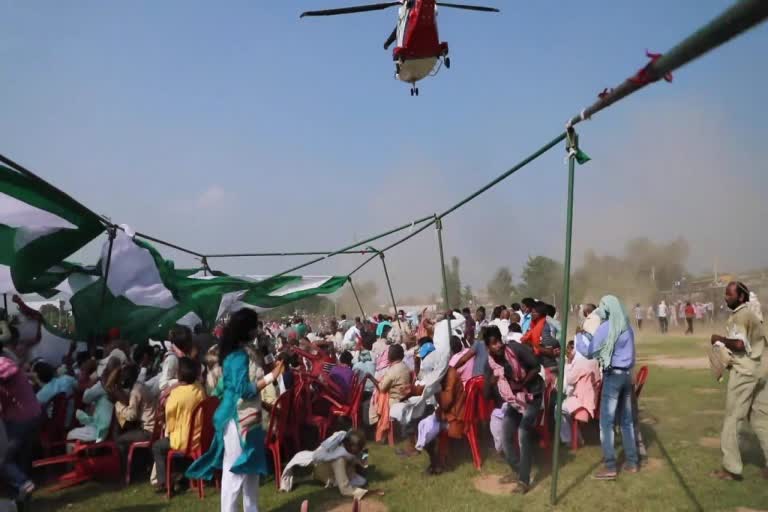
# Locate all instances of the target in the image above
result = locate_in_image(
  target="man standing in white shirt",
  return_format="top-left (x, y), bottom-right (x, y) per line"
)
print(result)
top-left (490, 308), bottom-right (511, 339)
top-left (657, 300), bottom-right (669, 334)
top-left (342, 318), bottom-right (364, 351)
top-left (582, 304), bottom-right (602, 335)
top-left (633, 304), bottom-right (644, 331)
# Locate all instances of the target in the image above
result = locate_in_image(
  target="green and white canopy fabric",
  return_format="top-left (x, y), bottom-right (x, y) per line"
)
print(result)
top-left (0, 162), bottom-right (346, 342)
top-left (62, 227), bottom-right (346, 341)
top-left (0, 164), bottom-right (105, 294)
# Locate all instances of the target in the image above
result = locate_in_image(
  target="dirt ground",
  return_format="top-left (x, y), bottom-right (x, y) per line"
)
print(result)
top-left (699, 436), bottom-right (721, 449)
top-left (322, 499), bottom-right (388, 512)
top-left (639, 355), bottom-right (710, 369)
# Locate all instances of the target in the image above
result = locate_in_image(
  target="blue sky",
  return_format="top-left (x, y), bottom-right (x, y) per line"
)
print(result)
top-left (2, 1), bottom-right (767, 300)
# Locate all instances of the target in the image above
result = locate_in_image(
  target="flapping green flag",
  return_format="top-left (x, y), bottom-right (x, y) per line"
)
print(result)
top-left (0, 164), bottom-right (104, 294)
top-left (68, 229), bottom-right (346, 341)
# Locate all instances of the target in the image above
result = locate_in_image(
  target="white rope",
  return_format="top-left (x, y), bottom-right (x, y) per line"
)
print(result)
top-left (567, 107), bottom-right (591, 129)
top-left (564, 148), bottom-right (578, 165)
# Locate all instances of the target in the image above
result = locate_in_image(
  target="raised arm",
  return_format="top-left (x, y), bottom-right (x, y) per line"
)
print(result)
top-left (452, 345), bottom-right (476, 371)
top-left (575, 322), bottom-right (608, 360)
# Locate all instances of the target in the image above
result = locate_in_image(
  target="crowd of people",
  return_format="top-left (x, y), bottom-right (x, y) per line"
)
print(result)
top-left (0, 281), bottom-right (766, 511)
top-left (632, 300), bottom-right (728, 335)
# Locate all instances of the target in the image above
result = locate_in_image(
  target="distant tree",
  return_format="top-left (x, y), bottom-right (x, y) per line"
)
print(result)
top-left (519, 256), bottom-right (563, 301)
top-left (39, 303), bottom-right (60, 326)
top-left (571, 237), bottom-right (690, 305)
top-left (335, 280), bottom-right (378, 317)
top-left (624, 237), bottom-right (689, 291)
top-left (461, 285), bottom-right (475, 306)
top-left (441, 256), bottom-right (463, 309)
top-left (487, 267), bottom-right (517, 305)
top-left (268, 296), bottom-right (336, 318)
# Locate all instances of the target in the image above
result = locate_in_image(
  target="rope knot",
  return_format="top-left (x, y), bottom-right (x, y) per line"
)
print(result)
top-left (630, 50), bottom-right (674, 85)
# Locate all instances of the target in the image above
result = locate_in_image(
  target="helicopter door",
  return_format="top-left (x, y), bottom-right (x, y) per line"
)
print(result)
top-left (395, 2), bottom-right (411, 48)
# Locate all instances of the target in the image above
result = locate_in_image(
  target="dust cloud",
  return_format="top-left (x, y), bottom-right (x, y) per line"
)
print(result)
top-left (356, 99), bottom-right (767, 306)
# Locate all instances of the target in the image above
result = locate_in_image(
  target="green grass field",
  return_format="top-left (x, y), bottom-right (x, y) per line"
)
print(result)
top-left (35, 330), bottom-right (768, 511)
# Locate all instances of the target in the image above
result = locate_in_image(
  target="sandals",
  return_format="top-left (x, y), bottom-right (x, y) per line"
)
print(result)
top-left (710, 469), bottom-right (742, 481)
top-left (511, 481), bottom-right (529, 494)
top-left (423, 466), bottom-right (444, 476)
top-left (592, 467), bottom-right (618, 481)
top-left (622, 464), bottom-right (640, 474)
top-left (498, 473), bottom-right (518, 485)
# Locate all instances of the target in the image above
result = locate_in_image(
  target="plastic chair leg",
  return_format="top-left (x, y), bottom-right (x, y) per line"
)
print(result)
top-left (438, 432), bottom-right (449, 466)
top-left (166, 453), bottom-right (174, 499)
top-left (125, 446), bottom-right (135, 485)
top-left (467, 425), bottom-right (482, 470)
top-left (571, 420), bottom-right (579, 450)
top-left (274, 447), bottom-right (282, 490)
top-left (270, 443), bottom-right (282, 489)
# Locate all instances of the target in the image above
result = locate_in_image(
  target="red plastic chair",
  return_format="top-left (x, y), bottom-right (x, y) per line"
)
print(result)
top-left (33, 412), bottom-right (122, 491)
top-left (165, 396), bottom-right (220, 499)
top-left (300, 374), bottom-right (336, 442)
top-left (319, 373), bottom-right (368, 430)
top-left (535, 385), bottom-right (555, 451)
top-left (568, 373), bottom-right (600, 451)
top-left (40, 393), bottom-right (73, 457)
top-left (292, 348), bottom-right (334, 379)
top-left (125, 403), bottom-right (165, 485)
top-left (634, 365), bottom-right (649, 398)
top-left (265, 391), bottom-right (293, 488)
top-left (438, 375), bottom-right (487, 470)
top-left (289, 373), bottom-right (310, 449)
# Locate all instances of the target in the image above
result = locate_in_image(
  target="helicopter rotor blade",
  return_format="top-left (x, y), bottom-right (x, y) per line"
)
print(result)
top-left (435, 2), bottom-right (499, 13)
top-left (383, 26), bottom-right (397, 50)
top-left (300, 2), bottom-right (401, 18)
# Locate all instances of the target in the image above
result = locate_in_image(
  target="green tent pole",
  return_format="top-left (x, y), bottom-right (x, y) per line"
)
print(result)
top-left (435, 216), bottom-right (452, 334)
top-left (377, 251), bottom-right (403, 333)
top-left (550, 129), bottom-right (579, 505)
top-left (348, 277), bottom-right (366, 319)
top-left (99, 227), bottom-right (117, 336)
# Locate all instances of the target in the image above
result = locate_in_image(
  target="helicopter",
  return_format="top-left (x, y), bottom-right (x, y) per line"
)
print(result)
top-left (300, 0), bottom-right (499, 96)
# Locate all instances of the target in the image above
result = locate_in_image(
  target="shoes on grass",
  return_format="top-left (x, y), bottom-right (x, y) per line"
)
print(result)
top-left (592, 467), bottom-right (618, 481)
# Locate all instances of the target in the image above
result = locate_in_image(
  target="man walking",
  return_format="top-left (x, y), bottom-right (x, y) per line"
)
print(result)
top-left (633, 304), bottom-right (643, 331)
top-left (657, 300), bottom-right (669, 334)
top-left (710, 282), bottom-right (768, 482)
top-left (684, 302), bottom-right (696, 335)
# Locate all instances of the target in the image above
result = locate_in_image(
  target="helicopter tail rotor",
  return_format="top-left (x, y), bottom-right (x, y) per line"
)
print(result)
top-left (300, 2), bottom-right (402, 18)
top-left (435, 2), bottom-right (499, 13)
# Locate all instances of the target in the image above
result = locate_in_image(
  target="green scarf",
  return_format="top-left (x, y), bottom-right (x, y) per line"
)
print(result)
top-left (595, 295), bottom-right (630, 369)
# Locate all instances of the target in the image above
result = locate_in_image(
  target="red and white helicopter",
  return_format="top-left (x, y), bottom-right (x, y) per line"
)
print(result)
top-left (301, 0), bottom-right (499, 96)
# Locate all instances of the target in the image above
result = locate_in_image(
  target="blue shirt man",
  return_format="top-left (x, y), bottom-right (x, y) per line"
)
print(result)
top-left (573, 295), bottom-right (639, 479)
top-left (575, 320), bottom-right (635, 369)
